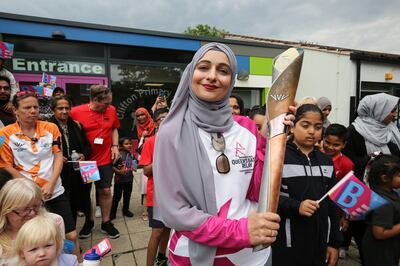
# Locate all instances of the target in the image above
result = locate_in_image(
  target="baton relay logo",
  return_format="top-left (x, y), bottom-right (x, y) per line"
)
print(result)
top-left (235, 142), bottom-right (246, 157)
top-left (270, 94), bottom-right (289, 101)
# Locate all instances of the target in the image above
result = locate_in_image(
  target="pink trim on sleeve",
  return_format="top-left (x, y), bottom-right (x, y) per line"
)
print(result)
top-left (179, 198), bottom-right (251, 249)
top-left (233, 115), bottom-right (266, 202)
top-left (180, 216), bottom-right (251, 249)
top-left (233, 115), bottom-right (258, 136)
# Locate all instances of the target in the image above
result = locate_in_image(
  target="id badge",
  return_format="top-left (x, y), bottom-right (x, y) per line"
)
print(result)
top-left (94, 137), bottom-right (104, 145)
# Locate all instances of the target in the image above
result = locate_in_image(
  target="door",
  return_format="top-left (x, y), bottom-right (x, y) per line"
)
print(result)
top-left (60, 76), bottom-right (108, 106)
top-left (13, 73), bottom-right (108, 105)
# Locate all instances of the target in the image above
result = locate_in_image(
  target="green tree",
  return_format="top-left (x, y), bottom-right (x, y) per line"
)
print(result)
top-left (184, 24), bottom-right (229, 38)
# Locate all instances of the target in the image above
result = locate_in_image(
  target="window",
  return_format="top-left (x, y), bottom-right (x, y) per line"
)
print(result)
top-left (232, 87), bottom-right (262, 114)
top-left (361, 81), bottom-right (400, 99)
top-left (111, 64), bottom-right (183, 138)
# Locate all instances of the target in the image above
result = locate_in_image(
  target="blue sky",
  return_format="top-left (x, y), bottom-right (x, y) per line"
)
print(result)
top-left (3, 0), bottom-right (400, 54)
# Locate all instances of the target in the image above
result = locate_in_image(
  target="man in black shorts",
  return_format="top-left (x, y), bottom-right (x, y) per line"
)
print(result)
top-left (71, 85), bottom-right (120, 239)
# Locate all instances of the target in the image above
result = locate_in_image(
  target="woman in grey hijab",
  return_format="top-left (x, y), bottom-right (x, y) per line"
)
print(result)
top-left (342, 92), bottom-right (400, 264)
top-left (317, 96), bottom-right (332, 128)
top-left (153, 43), bottom-right (285, 265)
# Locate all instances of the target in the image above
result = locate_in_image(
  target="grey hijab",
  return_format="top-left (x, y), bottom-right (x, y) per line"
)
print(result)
top-left (353, 93), bottom-right (400, 154)
top-left (317, 96), bottom-right (332, 111)
top-left (317, 96), bottom-right (332, 127)
top-left (153, 43), bottom-right (237, 265)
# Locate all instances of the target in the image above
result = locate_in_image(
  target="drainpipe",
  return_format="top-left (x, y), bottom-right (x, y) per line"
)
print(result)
top-left (355, 59), bottom-right (361, 110)
top-left (349, 59), bottom-right (362, 123)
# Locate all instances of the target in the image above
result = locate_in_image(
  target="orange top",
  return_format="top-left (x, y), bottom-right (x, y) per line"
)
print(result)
top-left (0, 121), bottom-right (64, 199)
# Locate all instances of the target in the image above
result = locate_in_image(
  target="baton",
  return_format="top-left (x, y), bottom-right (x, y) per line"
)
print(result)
top-left (254, 48), bottom-right (304, 252)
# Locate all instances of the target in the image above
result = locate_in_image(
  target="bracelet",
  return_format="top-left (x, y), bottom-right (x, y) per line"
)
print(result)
top-left (111, 145), bottom-right (119, 147)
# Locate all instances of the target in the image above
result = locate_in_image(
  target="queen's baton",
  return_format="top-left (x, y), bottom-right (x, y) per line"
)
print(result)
top-left (254, 48), bottom-right (304, 252)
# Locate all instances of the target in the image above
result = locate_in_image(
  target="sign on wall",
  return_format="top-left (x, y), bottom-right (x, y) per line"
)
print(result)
top-left (12, 58), bottom-right (106, 75)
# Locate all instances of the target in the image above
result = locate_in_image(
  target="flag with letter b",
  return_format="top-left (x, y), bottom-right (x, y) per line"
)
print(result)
top-left (320, 171), bottom-right (388, 219)
top-left (79, 161), bottom-right (101, 183)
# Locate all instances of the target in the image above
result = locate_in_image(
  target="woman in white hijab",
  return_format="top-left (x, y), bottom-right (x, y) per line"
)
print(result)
top-left (345, 93), bottom-right (400, 174)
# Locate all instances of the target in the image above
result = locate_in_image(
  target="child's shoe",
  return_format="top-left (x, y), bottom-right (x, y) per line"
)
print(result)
top-left (123, 209), bottom-right (134, 217)
top-left (95, 206), bottom-right (101, 218)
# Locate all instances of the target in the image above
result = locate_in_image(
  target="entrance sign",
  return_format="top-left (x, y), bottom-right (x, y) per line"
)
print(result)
top-left (12, 58), bottom-right (105, 75)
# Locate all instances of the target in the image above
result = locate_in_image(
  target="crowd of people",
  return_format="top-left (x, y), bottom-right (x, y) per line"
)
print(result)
top-left (1, 43), bottom-right (400, 266)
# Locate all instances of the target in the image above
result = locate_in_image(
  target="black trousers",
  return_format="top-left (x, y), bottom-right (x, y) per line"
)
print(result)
top-left (45, 192), bottom-right (76, 234)
top-left (342, 220), bottom-right (366, 265)
top-left (111, 181), bottom-right (133, 214)
top-left (61, 167), bottom-right (92, 224)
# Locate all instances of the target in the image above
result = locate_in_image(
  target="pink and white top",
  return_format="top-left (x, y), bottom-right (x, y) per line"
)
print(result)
top-left (168, 119), bottom-right (269, 266)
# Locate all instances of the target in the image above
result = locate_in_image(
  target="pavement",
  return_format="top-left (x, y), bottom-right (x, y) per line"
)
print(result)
top-left (337, 247), bottom-right (362, 266)
top-left (77, 170), bottom-right (151, 266)
top-left (77, 170), bottom-right (362, 266)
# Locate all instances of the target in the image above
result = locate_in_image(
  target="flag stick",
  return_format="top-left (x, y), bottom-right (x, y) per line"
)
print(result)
top-left (317, 193), bottom-right (330, 204)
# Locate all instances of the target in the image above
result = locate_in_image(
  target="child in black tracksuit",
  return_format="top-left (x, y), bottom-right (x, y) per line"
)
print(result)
top-left (110, 137), bottom-right (137, 220)
top-left (272, 104), bottom-right (342, 266)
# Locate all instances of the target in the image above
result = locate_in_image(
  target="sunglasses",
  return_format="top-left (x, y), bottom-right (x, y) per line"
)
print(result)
top-left (211, 133), bottom-right (230, 174)
top-left (16, 90), bottom-right (38, 97)
top-left (92, 89), bottom-right (110, 99)
top-left (0, 86), bottom-right (10, 91)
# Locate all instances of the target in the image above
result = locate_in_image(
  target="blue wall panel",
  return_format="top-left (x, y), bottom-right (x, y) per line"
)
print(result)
top-left (0, 18), bottom-right (200, 51)
top-left (236, 55), bottom-right (249, 73)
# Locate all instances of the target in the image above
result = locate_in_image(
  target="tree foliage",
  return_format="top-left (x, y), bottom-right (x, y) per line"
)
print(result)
top-left (184, 24), bottom-right (229, 38)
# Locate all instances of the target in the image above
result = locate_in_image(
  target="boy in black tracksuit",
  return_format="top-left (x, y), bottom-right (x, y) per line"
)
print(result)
top-left (272, 141), bottom-right (342, 266)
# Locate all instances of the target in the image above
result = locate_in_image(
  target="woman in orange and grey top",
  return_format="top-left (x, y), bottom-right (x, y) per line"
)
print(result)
top-left (0, 91), bottom-right (82, 262)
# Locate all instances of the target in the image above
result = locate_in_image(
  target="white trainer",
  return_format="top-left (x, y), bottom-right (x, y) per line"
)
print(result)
top-left (95, 206), bottom-right (101, 218)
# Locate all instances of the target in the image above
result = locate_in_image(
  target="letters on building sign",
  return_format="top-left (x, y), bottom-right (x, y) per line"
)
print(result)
top-left (12, 58), bottom-right (105, 75)
top-left (116, 88), bottom-right (172, 119)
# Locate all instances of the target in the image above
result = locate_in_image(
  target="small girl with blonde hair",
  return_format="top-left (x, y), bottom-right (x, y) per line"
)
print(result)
top-left (14, 214), bottom-right (77, 266)
top-left (0, 178), bottom-right (65, 265)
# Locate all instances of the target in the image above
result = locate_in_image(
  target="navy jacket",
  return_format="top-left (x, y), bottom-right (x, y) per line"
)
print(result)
top-left (272, 141), bottom-right (342, 266)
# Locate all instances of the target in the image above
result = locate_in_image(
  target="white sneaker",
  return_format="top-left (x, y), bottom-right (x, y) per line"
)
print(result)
top-left (339, 248), bottom-right (347, 259)
top-left (95, 206), bottom-right (101, 218)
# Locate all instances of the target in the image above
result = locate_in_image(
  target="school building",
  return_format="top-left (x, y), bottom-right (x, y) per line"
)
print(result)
top-left (0, 12), bottom-right (287, 137)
